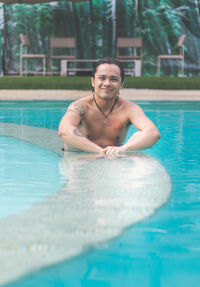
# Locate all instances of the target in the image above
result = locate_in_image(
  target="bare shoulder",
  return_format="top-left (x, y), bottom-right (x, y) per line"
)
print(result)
top-left (118, 98), bottom-right (142, 112)
top-left (67, 96), bottom-right (92, 117)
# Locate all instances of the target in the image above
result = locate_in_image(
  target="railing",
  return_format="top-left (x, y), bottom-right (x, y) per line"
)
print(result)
top-left (60, 59), bottom-right (142, 77)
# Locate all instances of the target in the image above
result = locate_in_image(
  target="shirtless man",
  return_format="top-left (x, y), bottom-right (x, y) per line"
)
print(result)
top-left (58, 57), bottom-right (160, 156)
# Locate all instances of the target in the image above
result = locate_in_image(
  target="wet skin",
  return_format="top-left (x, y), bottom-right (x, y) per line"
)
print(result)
top-left (59, 63), bottom-right (160, 156)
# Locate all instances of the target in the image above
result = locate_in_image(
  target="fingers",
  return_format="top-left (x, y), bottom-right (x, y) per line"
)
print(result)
top-left (102, 146), bottom-right (122, 158)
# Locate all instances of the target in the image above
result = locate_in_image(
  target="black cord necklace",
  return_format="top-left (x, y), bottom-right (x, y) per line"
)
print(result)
top-left (93, 93), bottom-right (118, 125)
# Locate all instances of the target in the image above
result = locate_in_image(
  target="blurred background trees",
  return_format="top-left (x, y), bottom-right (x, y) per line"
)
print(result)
top-left (0, 0), bottom-right (200, 76)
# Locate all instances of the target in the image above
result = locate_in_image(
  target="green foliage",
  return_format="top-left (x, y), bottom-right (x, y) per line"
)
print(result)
top-left (0, 1), bottom-right (200, 76)
top-left (0, 76), bottom-right (200, 90)
top-left (0, 76), bottom-right (92, 90)
top-left (124, 76), bottom-right (200, 89)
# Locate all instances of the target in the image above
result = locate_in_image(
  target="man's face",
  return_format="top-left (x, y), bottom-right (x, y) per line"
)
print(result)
top-left (91, 63), bottom-right (122, 100)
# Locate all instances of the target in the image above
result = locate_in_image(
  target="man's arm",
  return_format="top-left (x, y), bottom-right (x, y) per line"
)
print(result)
top-left (103, 102), bottom-right (160, 156)
top-left (58, 101), bottom-right (103, 153)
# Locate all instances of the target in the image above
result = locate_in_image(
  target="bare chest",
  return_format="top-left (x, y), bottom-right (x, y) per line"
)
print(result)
top-left (80, 110), bottom-right (130, 145)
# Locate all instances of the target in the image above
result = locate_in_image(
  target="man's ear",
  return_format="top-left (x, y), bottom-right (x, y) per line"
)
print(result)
top-left (91, 77), bottom-right (94, 89)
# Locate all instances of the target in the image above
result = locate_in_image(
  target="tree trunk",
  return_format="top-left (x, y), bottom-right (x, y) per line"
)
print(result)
top-left (112, 0), bottom-right (116, 57)
top-left (2, 4), bottom-right (8, 75)
top-left (89, 0), bottom-right (96, 59)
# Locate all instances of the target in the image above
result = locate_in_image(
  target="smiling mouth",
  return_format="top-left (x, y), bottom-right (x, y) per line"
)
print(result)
top-left (102, 88), bottom-right (112, 92)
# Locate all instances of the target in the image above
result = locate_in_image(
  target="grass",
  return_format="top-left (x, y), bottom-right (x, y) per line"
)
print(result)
top-left (0, 76), bottom-right (200, 90)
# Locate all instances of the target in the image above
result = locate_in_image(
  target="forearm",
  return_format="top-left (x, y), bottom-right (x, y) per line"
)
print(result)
top-left (123, 128), bottom-right (160, 152)
top-left (59, 127), bottom-right (103, 153)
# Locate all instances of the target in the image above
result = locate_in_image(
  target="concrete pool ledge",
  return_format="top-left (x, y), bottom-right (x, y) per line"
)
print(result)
top-left (0, 122), bottom-right (172, 285)
top-left (0, 89), bottom-right (200, 101)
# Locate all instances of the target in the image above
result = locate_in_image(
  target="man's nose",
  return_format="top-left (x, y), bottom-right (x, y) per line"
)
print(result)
top-left (104, 78), bottom-right (111, 85)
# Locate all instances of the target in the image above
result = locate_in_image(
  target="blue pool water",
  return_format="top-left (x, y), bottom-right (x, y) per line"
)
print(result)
top-left (0, 101), bottom-right (200, 287)
top-left (0, 136), bottom-right (62, 218)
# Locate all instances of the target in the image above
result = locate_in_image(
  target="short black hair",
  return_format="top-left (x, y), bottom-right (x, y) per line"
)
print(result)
top-left (92, 57), bottom-right (124, 83)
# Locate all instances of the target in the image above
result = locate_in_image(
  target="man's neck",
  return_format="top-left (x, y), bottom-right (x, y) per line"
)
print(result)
top-left (93, 94), bottom-right (118, 111)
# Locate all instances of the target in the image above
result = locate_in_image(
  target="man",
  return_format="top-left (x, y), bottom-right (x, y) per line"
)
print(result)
top-left (58, 57), bottom-right (160, 156)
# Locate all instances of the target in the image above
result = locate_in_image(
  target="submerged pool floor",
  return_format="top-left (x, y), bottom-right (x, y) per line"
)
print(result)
top-left (0, 123), bottom-right (171, 286)
top-left (0, 101), bottom-right (200, 287)
top-left (0, 135), bottom-right (62, 218)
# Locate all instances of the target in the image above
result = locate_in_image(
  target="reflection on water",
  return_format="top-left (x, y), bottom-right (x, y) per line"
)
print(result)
top-left (61, 151), bottom-right (171, 217)
top-left (0, 148), bottom-right (171, 286)
top-left (0, 101), bottom-right (200, 287)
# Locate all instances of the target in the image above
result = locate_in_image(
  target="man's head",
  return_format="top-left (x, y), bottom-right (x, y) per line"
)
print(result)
top-left (92, 57), bottom-right (124, 84)
top-left (91, 57), bottom-right (124, 100)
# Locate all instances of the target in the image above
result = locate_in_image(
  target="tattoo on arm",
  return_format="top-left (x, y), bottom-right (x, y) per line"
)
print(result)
top-left (73, 128), bottom-right (84, 137)
top-left (67, 103), bottom-right (85, 117)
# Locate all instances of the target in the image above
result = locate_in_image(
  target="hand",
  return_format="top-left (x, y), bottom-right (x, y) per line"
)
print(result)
top-left (102, 145), bottom-right (126, 157)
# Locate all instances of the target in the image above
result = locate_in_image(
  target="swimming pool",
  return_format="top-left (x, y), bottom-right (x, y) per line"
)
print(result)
top-left (0, 100), bottom-right (200, 287)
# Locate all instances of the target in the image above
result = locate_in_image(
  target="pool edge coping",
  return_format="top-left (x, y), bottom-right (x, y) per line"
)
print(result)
top-left (0, 89), bottom-right (200, 101)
